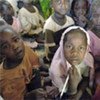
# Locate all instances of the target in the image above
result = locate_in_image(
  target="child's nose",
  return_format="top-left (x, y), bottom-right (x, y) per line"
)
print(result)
top-left (12, 43), bottom-right (18, 50)
top-left (71, 49), bottom-right (78, 57)
top-left (61, 0), bottom-right (67, 9)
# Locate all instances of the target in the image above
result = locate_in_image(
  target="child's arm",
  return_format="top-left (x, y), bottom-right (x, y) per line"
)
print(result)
top-left (68, 77), bottom-right (89, 100)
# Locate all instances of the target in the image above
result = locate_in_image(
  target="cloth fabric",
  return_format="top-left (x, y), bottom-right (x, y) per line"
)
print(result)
top-left (12, 16), bottom-right (22, 33)
top-left (0, 46), bottom-right (40, 100)
top-left (87, 30), bottom-right (100, 57)
top-left (49, 26), bottom-right (94, 94)
top-left (18, 6), bottom-right (44, 35)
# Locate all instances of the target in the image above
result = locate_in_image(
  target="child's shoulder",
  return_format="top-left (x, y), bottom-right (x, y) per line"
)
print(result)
top-left (43, 15), bottom-right (56, 30)
top-left (65, 15), bottom-right (74, 24)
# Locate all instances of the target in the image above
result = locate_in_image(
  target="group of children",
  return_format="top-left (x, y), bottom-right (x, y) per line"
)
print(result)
top-left (0, 0), bottom-right (100, 100)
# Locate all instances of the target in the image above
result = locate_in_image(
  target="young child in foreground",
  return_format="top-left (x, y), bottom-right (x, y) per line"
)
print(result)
top-left (0, 25), bottom-right (44, 100)
top-left (49, 26), bottom-right (94, 99)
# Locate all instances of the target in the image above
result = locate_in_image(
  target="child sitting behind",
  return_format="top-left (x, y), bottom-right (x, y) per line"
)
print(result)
top-left (0, 25), bottom-right (42, 100)
top-left (87, 0), bottom-right (100, 99)
top-left (49, 26), bottom-right (94, 99)
top-left (18, 0), bottom-right (45, 43)
top-left (70, 0), bottom-right (90, 29)
top-left (43, 0), bottom-right (74, 62)
top-left (0, 0), bottom-right (22, 33)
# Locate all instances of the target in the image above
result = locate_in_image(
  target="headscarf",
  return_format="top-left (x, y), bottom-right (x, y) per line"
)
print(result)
top-left (49, 26), bottom-right (94, 88)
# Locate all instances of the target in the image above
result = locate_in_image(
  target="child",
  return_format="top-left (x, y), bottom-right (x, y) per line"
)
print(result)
top-left (43, 0), bottom-right (74, 62)
top-left (18, 0), bottom-right (45, 43)
top-left (0, 25), bottom-right (44, 100)
top-left (87, 0), bottom-right (100, 99)
top-left (0, 0), bottom-right (22, 33)
top-left (70, 0), bottom-right (90, 29)
top-left (49, 26), bottom-right (94, 99)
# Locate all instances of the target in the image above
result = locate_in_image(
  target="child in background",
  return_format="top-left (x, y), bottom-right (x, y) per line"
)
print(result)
top-left (87, 0), bottom-right (100, 99)
top-left (49, 26), bottom-right (94, 99)
top-left (0, 0), bottom-right (22, 33)
top-left (70, 0), bottom-right (90, 29)
top-left (0, 25), bottom-right (45, 100)
top-left (18, 0), bottom-right (45, 43)
top-left (43, 0), bottom-right (74, 62)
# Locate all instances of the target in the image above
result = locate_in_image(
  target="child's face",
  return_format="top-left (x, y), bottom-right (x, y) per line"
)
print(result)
top-left (1, 3), bottom-right (14, 17)
top-left (0, 31), bottom-right (25, 61)
top-left (92, 7), bottom-right (100, 30)
top-left (73, 1), bottom-right (87, 17)
top-left (64, 31), bottom-right (87, 66)
top-left (52, 0), bottom-right (69, 15)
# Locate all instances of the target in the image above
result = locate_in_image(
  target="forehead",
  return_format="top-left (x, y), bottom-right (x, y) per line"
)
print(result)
top-left (66, 30), bottom-right (86, 41)
top-left (0, 31), bottom-right (18, 41)
top-left (75, 0), bottom-right (86, 6)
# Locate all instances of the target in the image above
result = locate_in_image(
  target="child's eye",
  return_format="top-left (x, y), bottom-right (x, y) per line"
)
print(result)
top-left (66, 45), bottom-right (72, 49)
top-left (14, 38), bottom-right (20, 42)
top-left (2, 44), bottom-right (9, 49)
top-left (79, 46), bottom-right (86, 51)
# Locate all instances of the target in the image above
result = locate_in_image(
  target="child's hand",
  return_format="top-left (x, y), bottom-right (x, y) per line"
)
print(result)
top-left (68, 66), bottom-right (81, 94)
top-left (78, 15), bottom-right (87, 27)
top-left (46, 86), bottom-right (59, 99)
top-left (25, 88), bottom-right (47, 99)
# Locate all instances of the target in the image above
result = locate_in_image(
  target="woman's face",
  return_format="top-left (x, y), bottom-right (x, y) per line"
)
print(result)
top-left (63, 31), bottom-right (87, 66)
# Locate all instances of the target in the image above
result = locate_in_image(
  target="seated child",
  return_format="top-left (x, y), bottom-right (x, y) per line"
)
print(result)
top-left (18, 0), bottom-right (45, 43)
top-left (0, 25), bottom-right (43, 100)
top-left (70, 0), bottom-right (90, 29)
top-left (0, 0), bottom-right (22, 33)
top-left (87, 0), bottom-right (100, 99)
top-left (43, 0), bottom-right (74, 62)
top-left (49, 26), bottom-right (94, 99)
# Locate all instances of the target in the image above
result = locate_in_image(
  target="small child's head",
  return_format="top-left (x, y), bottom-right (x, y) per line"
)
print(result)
top-left (91, 0), bottom-right (100, 31)
top-left (71, 0), bottom-right (89, 17)
top-left (0, 1), bottom-right (14, 25)
top-left (0, 25), bottom-right (25, 62)
top-left (51, 0), bottom-right (70, 15)
top-left (70, 0), bottom-right (89, 28)
top-left (63, 26), bottom-right (89, 66)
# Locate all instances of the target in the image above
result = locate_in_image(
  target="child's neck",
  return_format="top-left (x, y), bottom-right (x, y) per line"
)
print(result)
top-left (3, 58), bottom-right (22, 69)
top-left (91, 28), bottom-right (100, 38)
top-left (52, 12), bottom-right (66, 26)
